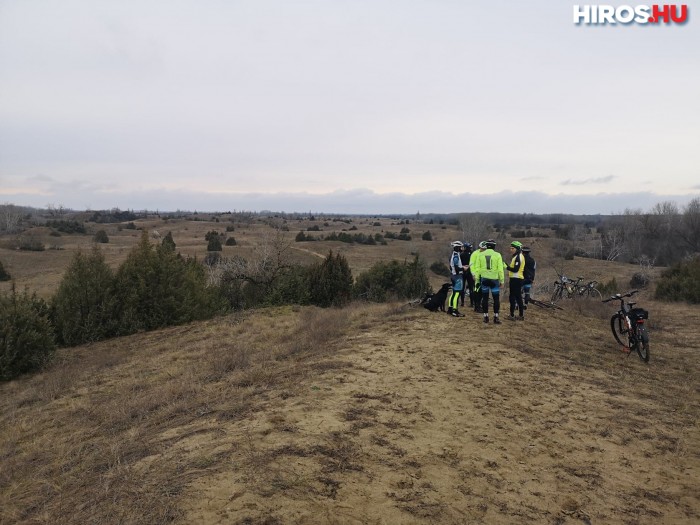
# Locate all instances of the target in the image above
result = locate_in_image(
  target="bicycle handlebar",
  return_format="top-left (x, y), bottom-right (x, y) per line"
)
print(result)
top-left (601, 290), bottom-right (639, 303)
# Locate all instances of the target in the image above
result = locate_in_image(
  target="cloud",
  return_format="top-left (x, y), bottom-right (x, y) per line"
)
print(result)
top-left (561, 175), bottom-right (615, 186)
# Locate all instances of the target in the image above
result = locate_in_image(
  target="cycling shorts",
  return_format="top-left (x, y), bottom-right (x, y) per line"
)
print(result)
top-left (480, 277), bottom-right (500, 294)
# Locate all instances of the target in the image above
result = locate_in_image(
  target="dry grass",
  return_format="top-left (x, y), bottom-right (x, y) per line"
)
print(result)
top-left (0, 305), bottom-right (357, 525)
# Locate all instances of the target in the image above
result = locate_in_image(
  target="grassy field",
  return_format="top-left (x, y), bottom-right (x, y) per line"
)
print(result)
top-left (1, 217), bottom-right (698, 524)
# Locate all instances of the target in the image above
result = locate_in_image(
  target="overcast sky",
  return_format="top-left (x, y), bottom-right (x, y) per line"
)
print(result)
top-left (1, 0), bottom-right (698, 214)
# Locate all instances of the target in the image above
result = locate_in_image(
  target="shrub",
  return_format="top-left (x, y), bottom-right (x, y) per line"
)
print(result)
top-left (51, 246), bottom-right (117, 346)
top-left (1, 287), bottom-right (56, 381)
top-left (162, 231), bottom-right (176, 252)
top-left (355, 256), bottom-right (430, 302)
top-left (225, 237), bottom-right (237, 246)
top-left (630, 272), bottom-right (650, 288)
top-left (18, 237), bottom-right (45, 251)
top-left (655, 256), bottom-right (700, 303)
top-left (0, 260), bottom-right (10, 281)
top-left (207, 234), bottom-right (223, 251)
top-left (430, 261), bottom-right (451, 277)
top-left (597, 277), bottom-right (620, 297)
top-left (267, 265), bottom-right (312, 306)
top-left (93, 230), bottom-right (109, 243)
top-left (308, 251), bottom-right (353, 307)
top-left (112, 231), bottom-right (226, 334)
top-left (422, 231), bottom-right (433, 241)
top-left (46, 219), bottom-right (86, 234)
top-left (125, 222), bottom-right (137, 230)
top-left (296, 231), bottom-right (307, 242)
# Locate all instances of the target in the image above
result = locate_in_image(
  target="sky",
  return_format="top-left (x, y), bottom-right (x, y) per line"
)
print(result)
top-left (1, 0), bottom-right (698, 215)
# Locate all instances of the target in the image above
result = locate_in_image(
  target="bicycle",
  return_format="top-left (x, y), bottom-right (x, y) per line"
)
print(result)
top-left (575, 279), bottom-right (602, 300)
top-left (528, 297), bottom-right (564, 310)
top-left (602, 290), bottom-right (650, 362)
top-left (551, 274), bottom-right (576, 302)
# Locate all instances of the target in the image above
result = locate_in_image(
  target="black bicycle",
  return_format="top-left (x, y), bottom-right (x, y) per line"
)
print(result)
top-left (602, 290), bottom-right (650, 362)
top-left (576, 279), bottom-right (602, 300)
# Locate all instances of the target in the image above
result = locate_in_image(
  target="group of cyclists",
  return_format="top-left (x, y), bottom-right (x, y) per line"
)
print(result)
top-left (447, 239), bottom-right (536, 324)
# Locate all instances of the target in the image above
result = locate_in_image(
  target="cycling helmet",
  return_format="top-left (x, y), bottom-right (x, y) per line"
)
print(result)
top-left (463, 242), bottom-right (472, 250)
top-left (522, 246), bottom-right (531, 253)
top-left (478, 241), bottom-right (487, 249)
top-left (510, 241), bottom-right (523, 249)
top-left (450, 240), bottom-right (463, 249)
top-left (485, 239), bottom-right (496, 248)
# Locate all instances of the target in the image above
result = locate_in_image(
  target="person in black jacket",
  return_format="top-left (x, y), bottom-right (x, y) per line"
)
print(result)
top-left (459, 242), bottom-right (475, 308)
top-left (522, 246), bottom-right (536, 307)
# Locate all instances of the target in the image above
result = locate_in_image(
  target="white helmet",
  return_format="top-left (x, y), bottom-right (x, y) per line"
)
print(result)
top-left (450, 241), bottom-right (463, 249)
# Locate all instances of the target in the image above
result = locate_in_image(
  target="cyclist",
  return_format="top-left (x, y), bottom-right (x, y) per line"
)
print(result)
top-left (473, 239), bottom-right (504, 324)
top-left (522, 246), bottom-right (536, 307)
top-left (470, 241), bottom-right (486, 313)
top-left (505, 241), bottom-right (525, 321)
top-left (448, 241), bottom-right (465, 317)
top-left (460, 242), bottom-right (475, 308)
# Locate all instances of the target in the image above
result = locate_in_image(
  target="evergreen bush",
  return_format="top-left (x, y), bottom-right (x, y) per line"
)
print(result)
top-left (51, 246), bottom-right (117, 346)
top-left (355, 256), bottom-right (430, 302)
top-left (655, 256), bottom-right (700, 303)
top-left (1, 288), bottom-right (56, 381)
top-left (207, 234), bottom-right (223, 251)
top-left (308, 251), bottom-right (353, 307)
top-left (267, 265), bottom-right (312, 306)
top-left (93, 230), bottom-right (109, 243)
top-left (112, 231), bottom-right (226, 334)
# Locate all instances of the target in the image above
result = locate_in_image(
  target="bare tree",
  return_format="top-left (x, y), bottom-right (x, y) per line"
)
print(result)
top-left (458, 214), bottom-right (491, 244)
top-left (601, 223), bottom-right (625, 261)
top-left (207, 226), bottom-right (293, 288)
top-left (680, 197), bottom-right (700, 253)
top-left (0, 203), bottom-right (22, 233)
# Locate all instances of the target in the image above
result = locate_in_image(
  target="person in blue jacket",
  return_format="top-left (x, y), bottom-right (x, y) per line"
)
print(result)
top-left (448, 241), bottom-right (465, 317)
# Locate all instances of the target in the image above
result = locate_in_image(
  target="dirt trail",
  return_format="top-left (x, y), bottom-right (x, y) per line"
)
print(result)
top-left (184, 302), bottom-right (700, 524)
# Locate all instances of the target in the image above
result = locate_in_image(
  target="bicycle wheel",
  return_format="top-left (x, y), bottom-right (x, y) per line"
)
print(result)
top-left (635, 325), bottom-right (650, 362)
top-left (587, 288), bottom-right (602, 301)
top-left (610, 314), bottom-right (627, 347)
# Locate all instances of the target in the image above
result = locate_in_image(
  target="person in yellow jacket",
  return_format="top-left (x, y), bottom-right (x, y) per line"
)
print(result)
top-left (505, 240), bottom-right (526, 321)
top-left (472, 239), bottom-right (504, 324)
top-left (469, 241), bottom-right (486, 313)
